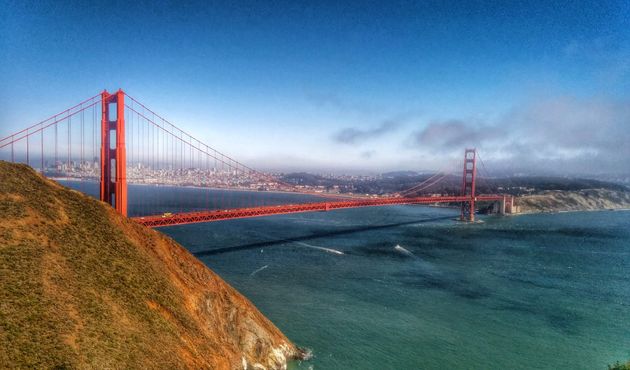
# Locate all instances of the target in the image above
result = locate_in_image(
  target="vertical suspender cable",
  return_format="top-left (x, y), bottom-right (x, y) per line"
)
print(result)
top-left (142, 114), bottom-right (145, 216)
top-left (81, 108), bottom-right (84, 174)
top-left (205, 146), bottom-right (208, 210)
top-left (154, 115), bottom-right (157, 213)
top-left (149, 115), bottom-right (152, 213)
top-left (55, 124), bottom-right (58, 172)
top-left (80, 107), bottom-right (84, 191)
top-left (214, 148), bottom-right (217, 209)
top-left (93, 104), bottom-right (96, 172)
top-left (26, 129), bottom-right (29, 166)
top-left (180, 131), bottom-right (183, 213)
top-left (40, 130), bottom-right (44, 173)
top-left (68, 116), bottom-right (71, 170)
top-left (171, 128), bottom-right (174, 213)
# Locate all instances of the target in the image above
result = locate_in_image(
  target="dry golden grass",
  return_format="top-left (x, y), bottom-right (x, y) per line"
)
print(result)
top-left (0, 161), bottom-right (300, 369)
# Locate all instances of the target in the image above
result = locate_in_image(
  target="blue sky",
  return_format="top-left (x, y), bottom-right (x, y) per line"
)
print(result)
top-left (1, 0), bottom-right (629, 174)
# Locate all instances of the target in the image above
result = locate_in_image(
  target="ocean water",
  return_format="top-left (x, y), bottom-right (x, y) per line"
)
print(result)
top-left (62, 181), bottom-right (630, 369)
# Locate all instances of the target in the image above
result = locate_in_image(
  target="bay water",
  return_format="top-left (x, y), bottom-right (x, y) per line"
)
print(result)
top-left (63, 181), bottom-right (630, 369)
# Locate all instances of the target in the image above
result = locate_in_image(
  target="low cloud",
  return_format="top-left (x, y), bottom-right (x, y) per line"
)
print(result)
top-left (361, 150), bottom-right (376, 159)
top-left (409, 95), bottom-right (630, 174)
top-left (334, 118), bottom-right (402, 144)
top-left (411, 119), bottom-right (504, 150)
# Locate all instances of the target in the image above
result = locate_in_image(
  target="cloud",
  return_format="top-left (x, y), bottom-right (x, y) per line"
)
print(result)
top-left (408, 95), bottom-right (630, 174)
top-left (334, 118), bottom-right (403, 144)
top-left (411, 119), bottom-right (504, 150)
top-left (361, 150), bottom-right (376, 159)
top-left (306, 89), bottom-right (421, 147)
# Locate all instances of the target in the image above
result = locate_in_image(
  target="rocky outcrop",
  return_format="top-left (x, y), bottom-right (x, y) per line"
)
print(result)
top-left (516, 188), bottom-right (630, 214)
top-left (0, 161), bottom-right (304, 369)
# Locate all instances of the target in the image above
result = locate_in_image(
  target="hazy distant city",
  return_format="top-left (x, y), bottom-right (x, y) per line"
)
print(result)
top-left (43, 160), bottom-right (381, 194)
top-left (43, 159), bottom-right (630, 199)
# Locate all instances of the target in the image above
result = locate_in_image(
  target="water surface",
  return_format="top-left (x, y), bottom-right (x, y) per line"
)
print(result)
top-left (63, 181), bottom-right (630, 369)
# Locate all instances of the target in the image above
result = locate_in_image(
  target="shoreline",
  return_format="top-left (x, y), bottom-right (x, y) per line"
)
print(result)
top-left (52, 177), bottom-right (351, 197)
top-left (513, 207), bottom-right (630, 216)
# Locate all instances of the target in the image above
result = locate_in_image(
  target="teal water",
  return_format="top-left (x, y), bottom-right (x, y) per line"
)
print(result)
top-left (162, 206), bottom-right (630, 369)
top-left (61, 182), bottom-right (630, 369)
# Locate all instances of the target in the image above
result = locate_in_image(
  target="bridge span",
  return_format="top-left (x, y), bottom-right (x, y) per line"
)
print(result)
top-left (134, 194), bottom-right (512, 227)
top-left (1, 89), bottom-right (514, 227)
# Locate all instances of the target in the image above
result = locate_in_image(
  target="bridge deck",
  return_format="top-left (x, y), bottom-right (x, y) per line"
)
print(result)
top-left (133, 194), bottom-right (507, 227)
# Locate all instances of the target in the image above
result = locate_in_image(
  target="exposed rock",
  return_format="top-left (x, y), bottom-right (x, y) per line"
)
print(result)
top-left (516, 188), bottom-right (630, 214)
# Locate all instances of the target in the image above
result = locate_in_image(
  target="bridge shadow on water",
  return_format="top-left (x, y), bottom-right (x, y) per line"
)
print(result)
top-left (192, 215), bottom-right (454, 256)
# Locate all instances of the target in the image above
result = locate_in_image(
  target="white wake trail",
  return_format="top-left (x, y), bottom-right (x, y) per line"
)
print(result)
top-left (250, 265), bottom-right (269, 276)
top-left (394, 244), bottom-right (415, 257)
top-left (295, 241), bottom-right (345, 255)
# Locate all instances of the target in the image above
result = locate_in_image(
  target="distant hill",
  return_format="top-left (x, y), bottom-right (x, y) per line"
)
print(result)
top-left (0, 162), bottom-right (303, 369)
top-left (381, 171), bottom-right (419, 178)
top-left (282, 172), bottom-right (330, 186)
top-left (282, 171), bottom-right (629, 196)
top-left (379, 174), bottom-right (629, 195)
top-left (486, 176), bottom-right (629, 195)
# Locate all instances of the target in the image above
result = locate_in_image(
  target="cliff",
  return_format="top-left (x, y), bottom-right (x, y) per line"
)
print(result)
top-left (516, 188), bottom-right (630, 214)
top-left (0, 161), bottom-right (303, 369)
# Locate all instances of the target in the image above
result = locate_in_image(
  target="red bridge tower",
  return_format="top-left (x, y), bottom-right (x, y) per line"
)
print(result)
top-left (460, 148), bottom-right (477, 222)
top-left (100, 89), bottom-right (127, 216)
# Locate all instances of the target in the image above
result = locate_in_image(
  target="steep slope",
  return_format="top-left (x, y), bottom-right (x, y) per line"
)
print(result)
top-left (516, 189), bottom-right (630, 213)
top-left (0, 161), bottom-right (304, 369)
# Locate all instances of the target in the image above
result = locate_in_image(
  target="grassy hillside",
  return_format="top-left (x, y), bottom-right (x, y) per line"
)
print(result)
top-left (0, 161), bottom-right (302, 369)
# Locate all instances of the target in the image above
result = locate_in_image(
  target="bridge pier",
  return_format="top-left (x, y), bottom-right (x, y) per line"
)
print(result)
top-left (498, 196), bottom-right (506, 214)
top-left (504, 196), bottom-right (515, 214)
top-left (493, 196), bottom-right (514, 215)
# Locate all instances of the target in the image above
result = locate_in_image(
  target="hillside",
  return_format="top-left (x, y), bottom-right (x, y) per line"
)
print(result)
top-left (0, 161), bottom-right (304, 369)
top-left (516, 189), bottom-right (630, 213)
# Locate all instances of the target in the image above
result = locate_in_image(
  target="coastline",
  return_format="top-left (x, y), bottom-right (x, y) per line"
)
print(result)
top-left (508, 207), bottom-right (630, 217)
top-left (513, 188), bottom-right (630, 215)
top-left (52, 177), bottom-right (346, 197)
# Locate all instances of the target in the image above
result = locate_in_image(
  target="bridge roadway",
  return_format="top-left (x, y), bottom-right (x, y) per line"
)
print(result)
top-left (133, 194), bottom-right (507, 227)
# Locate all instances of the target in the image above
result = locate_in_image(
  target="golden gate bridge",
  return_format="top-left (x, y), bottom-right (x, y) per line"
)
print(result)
top-left (0, 89), bottom-right (513, 227)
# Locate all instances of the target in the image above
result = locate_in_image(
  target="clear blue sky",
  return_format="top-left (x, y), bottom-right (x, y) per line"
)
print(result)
top-left (1, 0), bottom-right (629, 174)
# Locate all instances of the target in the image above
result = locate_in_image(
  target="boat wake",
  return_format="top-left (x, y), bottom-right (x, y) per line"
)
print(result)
top-left (250, 264), bottom-right (269, 276)
top-left (294, 241), bottom-right (345, 255)
top-left (394, 244), bottom-right (415, 257)
top-left (249, 230), bottom-right (344, 255)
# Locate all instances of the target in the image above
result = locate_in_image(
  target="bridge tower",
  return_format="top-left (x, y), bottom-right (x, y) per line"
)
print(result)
top-left (100, 89), bottom-right (127, 216)
top-left (460, 148), bottom-right (477, 222)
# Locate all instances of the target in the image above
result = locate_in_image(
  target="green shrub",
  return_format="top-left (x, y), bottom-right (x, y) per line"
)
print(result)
top-left (609, 360), bottom-right (630, 370)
